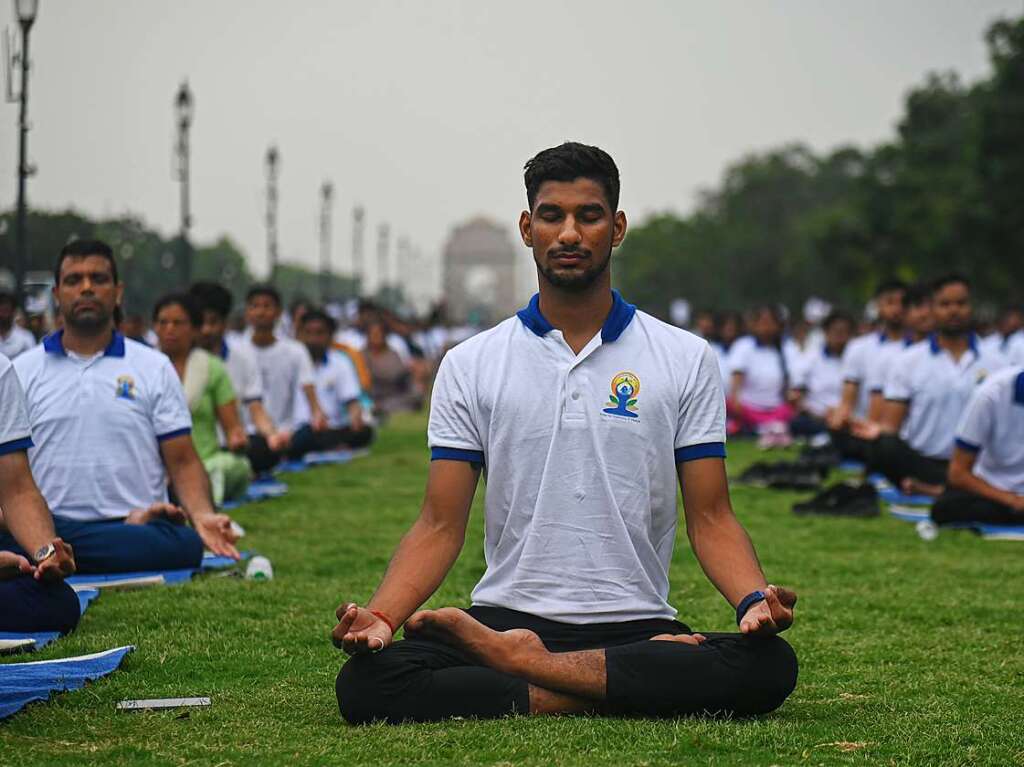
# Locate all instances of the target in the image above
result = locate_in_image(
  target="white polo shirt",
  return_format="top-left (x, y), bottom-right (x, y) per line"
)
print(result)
top-left (793, 348), bottom-right (843, 417)
top-left (293, 348), bottom-right (362, 428)
top-left (240, 335), bottom-right (315, 431)
top-left (864, 337), bottom-right (915, 396)
top-left (0, 353), bottom-right (33, 456)
top-left (1006, 333), bottom-right (1024, 366)
top-left (884, 335), bottom-right (1007, 459)
top-left (841, 332), bottom-right (905, 417)
top-left (0, 325), bottom-right (36, 359)
top-left (217, 336), bottom-right (263, 435)
top-left (954, 366), bottom-right (1024, 494)
top-left (727, 336), bottom-right (801, 410)
top-left (428, 291), bottom-right (726, 624)
top-left (12, 331), bottom-right (192, 521)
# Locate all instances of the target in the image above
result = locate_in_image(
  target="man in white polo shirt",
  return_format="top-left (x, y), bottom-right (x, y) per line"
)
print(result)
top-left (240, 285), bottom-right (328, 453)
top-left (790, 310), bottom-right (854, 436)
top-left (3, 240), bottom-right (239, 574)
top-left (931, 366), bottom-right (1024, 526)
top-left (331, 143), bottom-right (797, 724)
top-left (868, 274), bottom-right (1008, 497)
top-left (189, 281), bottom-right (293, 473)
top-left (290, 309), bottom-right (373, 457)
top-left (0, 352), bottom-right (80, 634)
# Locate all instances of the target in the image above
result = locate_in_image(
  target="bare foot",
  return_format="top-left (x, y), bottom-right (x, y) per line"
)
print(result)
top-left (125, 503), bottom-right (186, 525)
top-left (901, 478), bottom-right (944, 498)
top-left (650, 632), bottom-right (706, 644)
top-left (405, 608), bottom-right (547, 675)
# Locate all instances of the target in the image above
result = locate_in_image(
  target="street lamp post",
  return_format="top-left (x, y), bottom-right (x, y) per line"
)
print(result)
top-left (174, 80), bottom-right (194, 286)
top-left (265, 146), bottom-right (279, 279)
top-left (12, 0), bottom-right (39, 308)
top-left (318, 181), bottom-right (334, 303)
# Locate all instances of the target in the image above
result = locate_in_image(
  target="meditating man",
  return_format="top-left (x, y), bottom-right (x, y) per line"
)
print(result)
top-left (867, 275), bottom-right (1007, 498)
top-left (789, 311), bottom-right (854, 437)
top-left (930, 365), bottom-right (1024, 527)
top-left (0, 352), bottom-right (79, 635)
top-left (2, 240), bottom-right (239, 573)
top-left (332, 142), bottom-right (798, 724)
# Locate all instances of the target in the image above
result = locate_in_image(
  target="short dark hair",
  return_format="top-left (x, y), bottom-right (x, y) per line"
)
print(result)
top-left (524, 142), bottom-right (620, 211)
top-left (153, 292), bottom-right (202, 328)
top-left (189, 281), bottom-right (233, 319)
top-left (822, 310), bottom-right (855, 331)
top-left (874, 279), bottom-right (908, 298)
top-left (54, 239), bottom-right (118, 285)
top-left (299, 308), bottom-right (337, 334)
top-left (904, 282), bottom-right (932, 307)
top-left (246, 283), bottom-right (281, 307)
top-left (0, 291), bottom-right (17, 310)
top-left (931, 273), bottom-right (971, 294)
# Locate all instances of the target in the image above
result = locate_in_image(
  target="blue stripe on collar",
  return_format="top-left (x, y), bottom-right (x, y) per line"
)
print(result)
top-left (515, 290), bottom-right (637, 343)
top-left (928, 332), bottom-right (980, 356)
top-left (42, 330), bottom-right (126, 358)
top-left (1015, 370), bottom-right (1024, 406)
top-left (219, 340), bottom-right (230, 360)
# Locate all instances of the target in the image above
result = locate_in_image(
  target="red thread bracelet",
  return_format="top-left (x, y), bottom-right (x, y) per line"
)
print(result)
top-left (370, 610), bottom-right (396, 634)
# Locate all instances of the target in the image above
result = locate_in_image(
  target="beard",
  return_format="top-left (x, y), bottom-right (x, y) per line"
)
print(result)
top-left (536, 247), bottom-right (612, 293)
top-left (64, 303), bottom-right (112, 333)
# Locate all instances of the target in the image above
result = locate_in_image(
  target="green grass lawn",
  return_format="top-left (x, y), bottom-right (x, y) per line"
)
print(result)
top-left (3, 412), bottom-right (1023, 766)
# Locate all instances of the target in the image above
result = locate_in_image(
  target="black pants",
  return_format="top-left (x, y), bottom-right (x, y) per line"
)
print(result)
top-left (0, 575), bottom-right (80, 634)
top-left (932, 489), bottom-right (1021, 527)
top-left (287, 424), bottom-right (374, 460)
top-left (336, 606), bottom-right (798, 724)
top-left (246, 433), bottom-right (282, 474)
top-left (830, 429), bottom-right (871, 463)
top-left (791, 413), bottom-right (827, 437)
top-left (867, 434), bottom-right (948, 487)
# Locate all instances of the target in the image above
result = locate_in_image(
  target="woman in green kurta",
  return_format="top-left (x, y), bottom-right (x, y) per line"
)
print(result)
top-left (153, 294), bottom-right (252, 506)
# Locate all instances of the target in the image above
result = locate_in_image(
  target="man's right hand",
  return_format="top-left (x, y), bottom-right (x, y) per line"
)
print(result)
top-left (0, 550), bottom-right (33, 581)
top-left (1008, 494), bottom-right (1024, 513)
top-left (35, 537), bottom-right (76, 582)
top-left (267, 431), bottom-right (291, 452)
top-left (332, 603), bottom-right (394, 655)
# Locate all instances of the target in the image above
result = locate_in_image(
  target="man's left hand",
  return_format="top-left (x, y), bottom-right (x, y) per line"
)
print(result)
top-left (739, 585), bottom-right (797, 636)
top-left (311, 412), bottom-right (329, 432)
top-left (193, 513), bottom-right (241, 559)
top-left (34, 538), bottom-right (76, 582)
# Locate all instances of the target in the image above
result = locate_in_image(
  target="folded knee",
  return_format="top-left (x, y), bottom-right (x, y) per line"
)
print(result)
top-left (735, 636), bottom-right (798, 715)
top-left (336, 654), bottom-right (401, 725)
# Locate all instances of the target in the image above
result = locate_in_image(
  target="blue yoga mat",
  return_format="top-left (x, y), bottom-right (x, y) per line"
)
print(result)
top-left (274, 460), bottom-right (308, 474)
top-left (65, 551), bottom-right (248, 589)
top-left (888, 507), bottom-right (1024, 540)
top-left (302, 450), bottom-right (353, 466)
top-left (0, 588), bottom-right (102, 653)
top-left (878, 487), bottom-right (934, 506)
top-left (838, 460), bottom-right (866, 472)
top-left (0, 645), bottom-right (134, 720)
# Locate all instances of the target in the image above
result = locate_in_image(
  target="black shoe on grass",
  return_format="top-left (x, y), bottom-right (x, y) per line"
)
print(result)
top-left (793, 482), bottom-right (879, 517)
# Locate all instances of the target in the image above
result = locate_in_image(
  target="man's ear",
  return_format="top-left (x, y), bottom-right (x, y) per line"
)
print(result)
top-left (518, 210), bottom-right (532, 247)
top-left (612, 211), bottom-right (628, 247)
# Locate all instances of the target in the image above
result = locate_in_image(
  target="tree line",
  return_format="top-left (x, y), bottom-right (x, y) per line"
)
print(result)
top-left (617, 14), bottom-right (1024, 317)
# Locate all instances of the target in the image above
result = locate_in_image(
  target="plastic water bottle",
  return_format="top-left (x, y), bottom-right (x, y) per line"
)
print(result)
top-left (245, 556), bottom-right (273, 581)
top-left (915, 520), bottom-right (939, 542)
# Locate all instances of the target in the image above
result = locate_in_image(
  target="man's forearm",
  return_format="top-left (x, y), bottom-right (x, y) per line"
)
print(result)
top-left (367, 518), bottom-right (465, 626)
top-left (168, 457), bottom-right (217, 520)
top-left (950, 467), bottom-right (1021, 509)
top-left (689, 514), bottom-right (768, 607)
top-left (248, 401), bottom-right (277, 437)
top-left (0, 455), bottom-right (57, 554)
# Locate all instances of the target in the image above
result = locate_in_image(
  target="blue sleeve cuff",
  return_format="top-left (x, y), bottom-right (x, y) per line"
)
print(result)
top-left (242, 396), bottom-right (262, 404)
top-left (0, 436), bottom-right (34, 456)
top-left (430, 446), bottom-right (485, 468)
top-left (675, 442), bottom-right (727, 463)
top-left (954, 438), bottom-right (981, 454)
top-left (157, 427), bottom-right (192, 442)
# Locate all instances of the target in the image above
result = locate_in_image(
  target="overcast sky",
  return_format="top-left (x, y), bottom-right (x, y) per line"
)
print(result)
top-left (3, 0), bottom-right (1020, 300)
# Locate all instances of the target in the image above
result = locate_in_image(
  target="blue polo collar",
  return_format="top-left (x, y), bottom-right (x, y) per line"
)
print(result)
top-left (219, 340), bottom-right (229, 360)
top-left (823, 347), bottom-right (842, 359)
top-left (928, 332), bottom-right (979, 356)
top-left (43, 330), bottom-right (126, 358)
top-left (1015, 371), bottom-right (1024, 406)
top-left (516, 290), bottom-right (636, 343)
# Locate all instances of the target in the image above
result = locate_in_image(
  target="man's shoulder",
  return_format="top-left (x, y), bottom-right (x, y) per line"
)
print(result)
top-left (631, 310), bottom-right (710, 357)
top-left (441, 317), bottom-right (518, 366)
top-left (0, 351), bottom-right (12, 377)
top-left (11, 342), bottom-right (46, 376)
top-left (124, 339), bottom-right (174, 374)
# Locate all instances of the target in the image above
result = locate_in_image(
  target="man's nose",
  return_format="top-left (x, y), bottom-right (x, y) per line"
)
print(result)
top-left (557, 217), bottom-right (582, 245)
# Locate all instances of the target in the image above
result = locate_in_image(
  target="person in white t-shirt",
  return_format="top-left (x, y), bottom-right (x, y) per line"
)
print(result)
top-left (0, 352), bottom-right (80, 634)
top-left (290, 309), bottom-right (374, 457)
top-left (242, 285), bottom-right (328, 449)
top-left (930, 366), bottom-right (1024, 526)
top-left (0, 292), bottom-right (37, 359)
top-left (5, 240), bottom-right (239, 574)
top-left (868, 275), bottom-right (1008, 497)
top-left (189, 281), bottom-right (293, 473)
top-left (331, 142), bottom-right (797, 724)
top-left (790, 311), bottom-right (854, 436)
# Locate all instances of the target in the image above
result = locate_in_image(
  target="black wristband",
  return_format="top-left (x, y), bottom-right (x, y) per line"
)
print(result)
top-left (736, 590), bottom-right (766, 626)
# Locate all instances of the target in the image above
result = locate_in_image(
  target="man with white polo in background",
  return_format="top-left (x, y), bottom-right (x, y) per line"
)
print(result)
top-left (331, 142), bottom-right (797, 724)
top-left (0, 291), bottom-right (36, 359)
top-left (189, 281), bottom-right (293, 473)
top-left (1, 240), bottom-right (239, 573)
top-left (0, 351), bottom-right (79, 634)
top-left (930, 365), bottom-right (1024, 527)
top-left (241, 285), bottom-right (329, 457)
top-left (868, 274), bottom-right (1008, 497)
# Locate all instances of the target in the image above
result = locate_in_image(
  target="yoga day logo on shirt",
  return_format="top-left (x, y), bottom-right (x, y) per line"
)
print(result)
top-left (115, 375), bottom-right (137, 401)
top-left (603, 371), bottom-right (640, 418)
